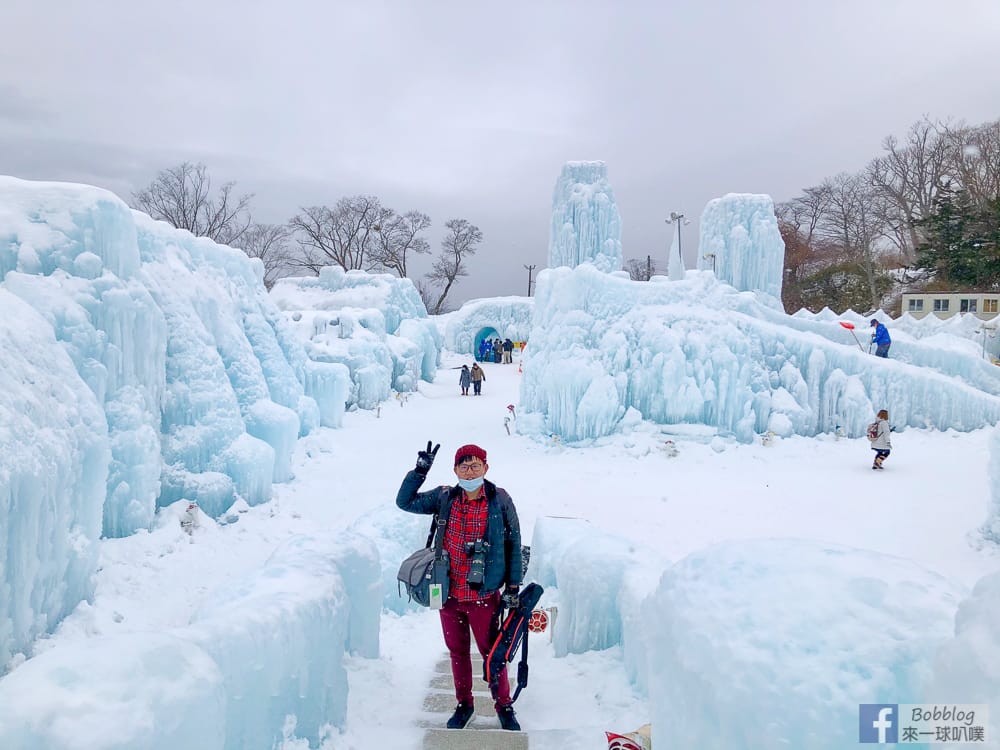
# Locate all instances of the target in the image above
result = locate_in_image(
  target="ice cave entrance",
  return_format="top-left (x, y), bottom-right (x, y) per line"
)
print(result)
top-left (474, 327), bottom-right (499, 357)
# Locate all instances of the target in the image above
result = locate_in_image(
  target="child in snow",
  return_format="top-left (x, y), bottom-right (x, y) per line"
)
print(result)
top-left (868, 409), bottom-right (892, 469)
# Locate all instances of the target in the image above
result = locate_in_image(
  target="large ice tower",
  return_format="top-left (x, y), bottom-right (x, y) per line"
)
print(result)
top-left (698, 193), bottom-right (785, 302)
top-left (548, 161), bottom-right (623, 272)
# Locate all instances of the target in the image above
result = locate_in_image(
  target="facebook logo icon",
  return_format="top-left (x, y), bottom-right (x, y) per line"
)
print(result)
top-left (859, 704), bottom-right (898, 743)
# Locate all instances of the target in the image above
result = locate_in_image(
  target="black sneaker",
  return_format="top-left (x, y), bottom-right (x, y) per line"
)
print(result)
top-left (446, 703), bottom-right (475, 729)
top-left (496, 703), bottom-right (521, 731)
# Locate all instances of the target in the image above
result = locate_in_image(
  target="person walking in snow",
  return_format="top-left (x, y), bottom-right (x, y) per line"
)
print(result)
top-left (396, 442), bottom-right (524, 731)
top-left (868, 409), bottom-right (892, 469)
top-left (459, 365), bottom-right (471, 396)
top-left (503, 338), bottom-right (514, 364)
top-left (870, 319), bottom-right (891, 358)
top-left (470, 363), bottom-right (486, 395)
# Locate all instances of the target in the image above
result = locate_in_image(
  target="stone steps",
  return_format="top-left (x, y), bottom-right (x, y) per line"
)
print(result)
top-left (420, 655), bottom-right (529, 749)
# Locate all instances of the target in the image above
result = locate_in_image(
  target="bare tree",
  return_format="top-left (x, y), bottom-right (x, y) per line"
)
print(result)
top-left (415, 279), bottom-right (437, 312)
top-left (625, 255), bottom-right (659, 281)
top-left (817, 173), bottom-right (891, 310)
top-left (425, 218), bottom-right (482, 314)
top-left (942, 119), bottom-right (1000, 207)
top-left (236, 223), bottom-right (293, 290)
top-left (867, 117), bottom-right (949, 261)
top-left (288, 195), bottom-right (391, 273)
top-left (132, 162), bottom-right (253, 245)
top-left (371, 210), bottom-right (432, 277)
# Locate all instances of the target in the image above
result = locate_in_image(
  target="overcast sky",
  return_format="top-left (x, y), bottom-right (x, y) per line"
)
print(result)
top-left (2, 1), bottom-right (999, 304)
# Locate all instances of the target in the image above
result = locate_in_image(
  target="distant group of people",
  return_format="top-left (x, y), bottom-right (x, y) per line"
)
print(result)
top-left (477, 337), bottom-right (517, 364)
top-left (459, 363), bottom-right (485, 396)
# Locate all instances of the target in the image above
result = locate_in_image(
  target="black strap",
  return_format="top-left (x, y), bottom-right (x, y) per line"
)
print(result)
top-left (511, 618), bottom-right (530, 702)
top-left (426, 491), bottom-right (456, 555)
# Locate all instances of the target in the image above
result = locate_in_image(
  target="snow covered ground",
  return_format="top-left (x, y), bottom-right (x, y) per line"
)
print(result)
top-left (15, 350), bottom-right (1000, 749)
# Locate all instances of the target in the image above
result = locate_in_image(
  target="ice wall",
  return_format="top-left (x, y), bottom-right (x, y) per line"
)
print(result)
top-left (796, 306), bottom-right (1000, 368)
top-left (643, 539), bottom-right (963, 750)
top-left (0, 291), bottom-right (109, 670)
top-left (442, 296), bottom-right (534, 355)
top-left (0, 176), bottom-right (335, 663)
top-left (548, 161), bottom-right (622, 273)
top-left (929, 570), bottom-right (1000, 747)
top-left (0, 533), bottom-right (381, 750)
top-left (0, 179), bottom-right (165, 538)
top-left (518, 264), bottom-right (1000, 443)
top-left (271, 267), bottom-right (440, 406)
top-left (530, 517), bottom-right (667, 694)
top-left (698, 193), bottom-right (784, 302)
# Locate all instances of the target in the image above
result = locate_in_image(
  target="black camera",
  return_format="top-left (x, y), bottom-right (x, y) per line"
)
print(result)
top-left (464, 539), bottom-right (489, 588)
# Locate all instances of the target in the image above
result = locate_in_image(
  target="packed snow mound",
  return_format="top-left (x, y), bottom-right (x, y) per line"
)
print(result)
top-left (518, 264), bottom-right (1000, 443)
top-left (548, 160), bottom-right (622, 273)
top-left (698, 193), bottom-right (785, 302)
top-left (271, 267), bottom-right (441, 404)
top-left (643, 538), bottom-right (965, 750)
top-left (929, 570), bottom-right (1000, 747)
top-left (442, 296), bottom-right (533, 356)
top-left (0, 633), bottom-right (227, 750)
top-left (0, 533), bottom-right (380, 750)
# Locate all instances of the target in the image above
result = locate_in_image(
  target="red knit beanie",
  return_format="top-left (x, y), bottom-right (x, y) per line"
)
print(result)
top-left (454, 444), bottom-right (487, 465)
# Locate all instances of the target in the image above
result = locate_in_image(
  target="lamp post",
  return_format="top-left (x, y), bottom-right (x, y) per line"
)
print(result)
top-left (523, 264), bottom-right (537, 296)
top-left (667, 212), bottom-right (685, 259)
top-left (665, 211), bottom-right (690, 280)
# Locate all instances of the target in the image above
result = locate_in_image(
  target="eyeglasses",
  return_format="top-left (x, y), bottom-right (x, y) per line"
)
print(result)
top-left (455, 462), bottom-right (485, 474)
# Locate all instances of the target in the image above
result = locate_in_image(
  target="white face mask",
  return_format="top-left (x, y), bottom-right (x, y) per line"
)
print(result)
top-left (457, 477), bottom-right (485, 492)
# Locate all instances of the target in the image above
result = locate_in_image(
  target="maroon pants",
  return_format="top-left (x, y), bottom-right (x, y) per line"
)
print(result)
top-left (439, 592), bottom-right (512, 707)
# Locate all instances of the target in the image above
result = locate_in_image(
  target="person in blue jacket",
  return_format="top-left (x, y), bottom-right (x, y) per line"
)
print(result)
top-left (870, 319), bottom-right (891, 358)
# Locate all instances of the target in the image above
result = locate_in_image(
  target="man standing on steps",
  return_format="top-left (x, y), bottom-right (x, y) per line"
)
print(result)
top-left (396, 442), bottom-right (524, 731)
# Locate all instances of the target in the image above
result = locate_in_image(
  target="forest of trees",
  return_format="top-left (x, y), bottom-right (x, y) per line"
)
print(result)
top-left (778, 117), bottom-right (1000, 314)
top-left (130, 162), bottom-right (480, 314)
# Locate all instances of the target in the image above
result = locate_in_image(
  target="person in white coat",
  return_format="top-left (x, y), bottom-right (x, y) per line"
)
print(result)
top-left (868, 409), bottom-right (892, 469)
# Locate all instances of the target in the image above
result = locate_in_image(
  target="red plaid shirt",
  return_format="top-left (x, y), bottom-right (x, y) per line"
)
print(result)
top-left (444, 490), bottom-right (492, 602)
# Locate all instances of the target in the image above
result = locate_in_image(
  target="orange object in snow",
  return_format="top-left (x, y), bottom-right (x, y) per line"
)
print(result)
top-left (528, 609), bottom-right (548, 633)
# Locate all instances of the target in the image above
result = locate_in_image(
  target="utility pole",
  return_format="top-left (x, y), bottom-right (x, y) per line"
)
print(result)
top-left (523, 264), bottom-right (537, 296)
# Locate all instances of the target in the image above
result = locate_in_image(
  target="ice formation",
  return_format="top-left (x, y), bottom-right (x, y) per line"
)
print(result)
top-left (643, 539), bottom-right (964, 750)
top-left (929, 569), bottom-right (1000, 746)
top-left (270, 267), bottom-right (440, 408)
top-left (0, 291), bottom-right (109, 669)
top-left (548, 161), bottom-right (622, 273)
top-left (530, 517), bottom-right (667, 695)
top-left (0, 176), bottom-right (343, 665)
top-left (795, 305), bottom-right (1000, 361)
top-left (697, 193), bottom-right (785, 302)
top-left (440, 296), bottom-right (534, 356)
top-left (0, 533), bottom-right (380, 750)
top-left (517, 264), bottom-right (1000, 443)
